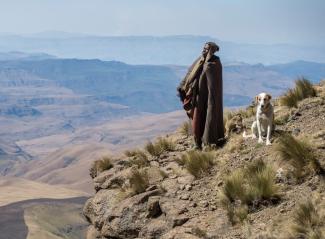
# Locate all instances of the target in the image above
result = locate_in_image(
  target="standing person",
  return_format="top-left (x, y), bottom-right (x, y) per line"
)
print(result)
top-left (177, 42), bottom-right (224, 149)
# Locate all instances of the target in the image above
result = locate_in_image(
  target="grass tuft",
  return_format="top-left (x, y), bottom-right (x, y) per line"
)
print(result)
top-left (274, 113), bottom-right (290, 125)
top-left (89, 156), bottom-right (114, 178)
top-left (179, 151), bottom-right (214, 178)
top-left (128, 168), bottom-right (149, 195)
top-left (291, 201), bottom-right (324, 239)
top-left (281, 89), bottom-right (300, 108)
top-left (220, 160), bottom-right (279, 224)
top-left (145, 137), bottom-right (176, 157)
top-left (295, 78), bottom-right (317, 99)
top-left (222, 171), bottom-right (245, 202)
top-left (124, 149), bottom-right (140, 157)
top-left (273, 134), bottom-right (323, 179)
top-left (247, 166), bottom-right (279, 200)
top-left (280, 78), bottom-right (316, 108)
top-left (191, 227), bottom-right (208, 238)
top-left (125, 149), bottom-right (149, 168)
top-left (179, 121), bottom-right (191, 137)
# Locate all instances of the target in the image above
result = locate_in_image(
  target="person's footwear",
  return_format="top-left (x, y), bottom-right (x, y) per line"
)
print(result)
top-left (216, 138), bottom-right (226, 147)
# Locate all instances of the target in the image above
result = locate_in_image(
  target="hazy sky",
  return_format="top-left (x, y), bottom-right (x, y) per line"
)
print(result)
top-left (1, 0), bottom-right (324, 45)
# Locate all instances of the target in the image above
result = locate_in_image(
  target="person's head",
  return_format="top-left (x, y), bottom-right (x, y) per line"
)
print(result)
top-left (202, 42), bottom-right (219, 57)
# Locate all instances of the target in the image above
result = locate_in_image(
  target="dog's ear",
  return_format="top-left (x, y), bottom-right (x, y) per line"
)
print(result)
top-left (266, 94), bottom-right (272, 100)
top-left (255, 95), bottom-right (259, 103)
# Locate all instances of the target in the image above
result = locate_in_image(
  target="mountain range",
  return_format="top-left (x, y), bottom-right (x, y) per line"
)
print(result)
top-left (0, 34), bottom-right (325, 238)
top-left (0, 33), bottom-right (325, 65)
top-left (1, 55), bottom-right (325, 191)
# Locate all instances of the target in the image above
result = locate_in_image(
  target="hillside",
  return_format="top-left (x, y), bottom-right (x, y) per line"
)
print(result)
top-left (0, 197), bottom-right (88, 239)
top-left (0, 177), bottom-right (87, 206)
top-left (2, 57), bottom-right (325, 193)
top-left (2, 58), bottom-right (325, 115)
top-left (83, 81), bottom-right (325, 238)
top-left (5, 111), bottom-right (186, 193)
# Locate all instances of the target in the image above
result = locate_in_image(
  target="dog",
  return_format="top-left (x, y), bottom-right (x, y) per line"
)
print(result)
top-left (243, 92), bottom-right (274, 145)
top-left (225, 113), bottom-right (245, 138)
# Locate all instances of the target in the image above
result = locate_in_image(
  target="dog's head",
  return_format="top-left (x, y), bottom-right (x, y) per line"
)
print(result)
top-left (227, 113), bottom-right (244, 134)
top-left (255, 92), bottom-right (272, 109)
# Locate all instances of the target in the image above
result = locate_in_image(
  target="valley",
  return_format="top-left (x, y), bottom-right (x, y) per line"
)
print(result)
top-left (0, 50), bottom-right (325, 239)
top-left (1, 56), bottom-right (325, 195)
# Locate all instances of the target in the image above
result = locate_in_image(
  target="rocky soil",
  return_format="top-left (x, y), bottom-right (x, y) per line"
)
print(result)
top-left (83, 81), bottom-right (325, 239)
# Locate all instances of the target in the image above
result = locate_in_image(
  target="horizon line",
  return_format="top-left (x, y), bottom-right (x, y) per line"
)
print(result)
top-left (0, 30), bottom-right (324, 48)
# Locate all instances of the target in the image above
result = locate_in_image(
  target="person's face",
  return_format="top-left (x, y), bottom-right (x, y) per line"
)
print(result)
top-left (202, 44), bottom-right (210, 57)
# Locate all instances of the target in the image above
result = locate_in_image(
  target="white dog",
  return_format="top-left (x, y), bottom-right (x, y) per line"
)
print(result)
top-left (243, 92), bottom-right (274, 145)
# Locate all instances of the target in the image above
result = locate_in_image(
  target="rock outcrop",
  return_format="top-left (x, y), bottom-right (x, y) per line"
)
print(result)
top-left (84, 81), bottom-right (325, 239)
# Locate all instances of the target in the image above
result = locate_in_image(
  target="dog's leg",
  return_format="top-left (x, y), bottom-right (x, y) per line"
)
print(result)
top-left (266, 114), bottom-right (274, 145)
top-left (251, 121), bottom-right (257, 139)
top-left (266, 120), bottom-right (272, 146)
top-left (257, 119), bottom-right (263, 143)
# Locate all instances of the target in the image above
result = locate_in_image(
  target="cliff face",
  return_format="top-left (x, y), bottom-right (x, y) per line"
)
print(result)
top-left (84, 81), bottom-right (325, 239)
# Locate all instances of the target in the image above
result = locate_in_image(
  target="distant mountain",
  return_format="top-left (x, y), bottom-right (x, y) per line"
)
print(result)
top-left (1, 56), bottom-right (325, 193)
top-left (1, 58), bottom-right (325, 115)
top-left (0, 51), bottom-right (55, 61)
top-left (0, 67), bottom-right (137, 145)
top-left (0, 140), bottom-right (32, 176)
top-left (269, 60), bottom-right (325, 83)
top-left (0, 34), bottom-right (324, 65)
top-left (0, 59), bottom-right (179, 113)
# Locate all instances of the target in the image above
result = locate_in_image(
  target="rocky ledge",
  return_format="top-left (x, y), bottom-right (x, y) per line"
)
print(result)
top-left (84, 80), bottom-right (325, 239)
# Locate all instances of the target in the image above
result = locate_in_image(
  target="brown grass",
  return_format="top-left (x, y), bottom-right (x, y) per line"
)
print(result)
top-left (90, 156), bottom-right (113, 178)
top-left (179, 121), bottom-right (191, 137)
top-left (291, 201), bottom-right (324, 239)
top-left (145, 137), bottom-right (176, 157)
top-left (225, 135), bottom-right (245, 153)
top-left (124, 149), bottom-right (140, 157)
top-left (125, 149), bottom-right (149, 168)
top-left (179, 151), bottom-right (214, 178)
top-left (128, 169), bottom-right (149, 194)
top-left (224, 105), bottom-right (255, 123)
top-left (274, 113), bottom-right (290, 125)
top-left (220, 160), bottom-right (279, 224)
top-left (273, 134), bottom-right (323, 179)
top-left (280, 78), bottom-right (316, 108)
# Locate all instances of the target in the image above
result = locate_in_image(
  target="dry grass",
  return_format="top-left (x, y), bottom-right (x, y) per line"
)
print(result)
top-left (159, 169), bottom-right (168, 179)
top-left (125, 149), bottom-right (149, 168)
top-left (191, 227), bottom-right (208, 238)
top-left (220, 160), bottom-right (279, 224)
top-left (145, 137), bottom-right (176, 157)
top-left (295, 78), bottom-right (317, 99)
top-left (281, 89), bottom-right (300, 108)
top-left (224, 105), bottom-right (255, 123)
top-left (124, 149), bottom-right (140, 157)
top-left (247, 166), bottom-right (279, 200)
top-left (273, 134), bottom-right (323, 179)
top-left (239, 106), bottom-right (256, 118)
top-left (128, 169), bottom-right (149, 194)
top-left (222, 170), bottom-right (246, 203)
top-left (90, 156), bottom-right (113, 178)
top-left (280, 78), bottom-right (316, 108)
top-left (225, 135), bottom-right (245, 153)
top-left (291, 201), bottom-right (324, 239)
top-left (179, 121), bottom-right (191, 137)
top-left (274, 113), bottom-right (290, 125)
top-left (179, 151), bottom-right (214, 178)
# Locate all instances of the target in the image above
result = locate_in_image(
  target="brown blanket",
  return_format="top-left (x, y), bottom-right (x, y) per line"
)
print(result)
top-left (192, 55), bottom-right (224, 146)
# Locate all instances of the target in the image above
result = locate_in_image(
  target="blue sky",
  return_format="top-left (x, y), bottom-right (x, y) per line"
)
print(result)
top-left (1, 0), bottom-right (324, 45)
